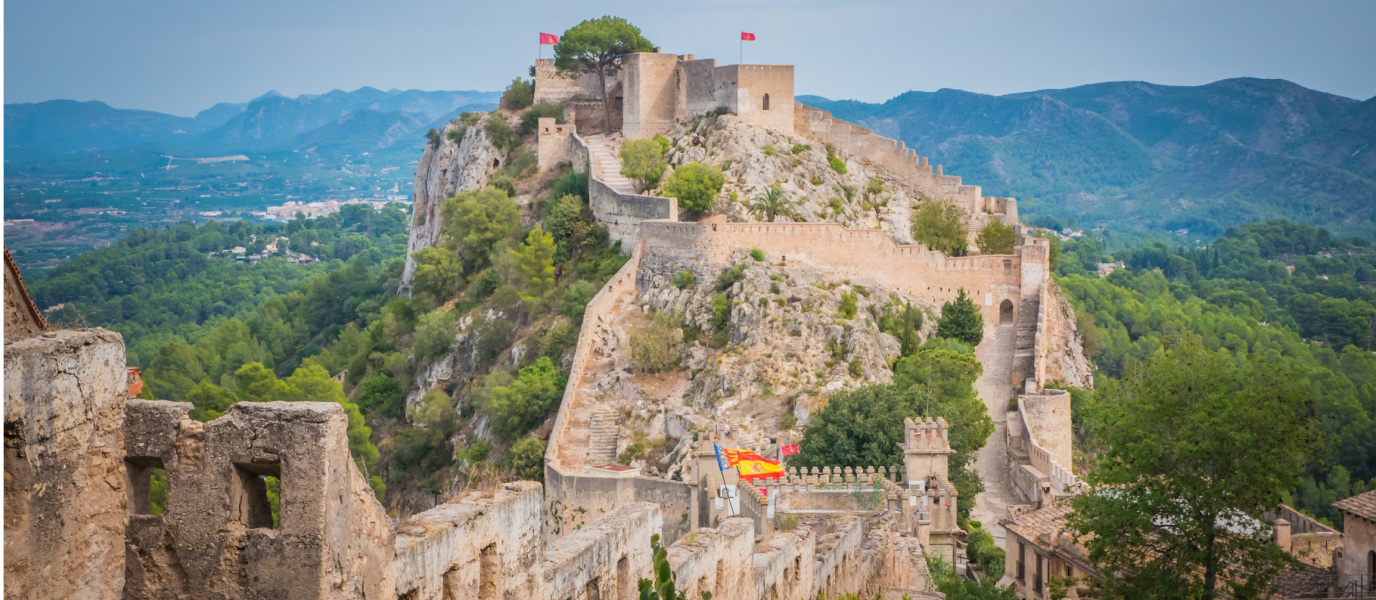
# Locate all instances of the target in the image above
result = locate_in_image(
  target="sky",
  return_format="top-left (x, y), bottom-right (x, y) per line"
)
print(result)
top-left (5, 0), bottom-right (1375, 117)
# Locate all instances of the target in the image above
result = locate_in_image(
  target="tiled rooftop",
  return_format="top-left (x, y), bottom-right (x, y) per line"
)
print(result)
top-left (1334, 489), bottom-right (1376, 522)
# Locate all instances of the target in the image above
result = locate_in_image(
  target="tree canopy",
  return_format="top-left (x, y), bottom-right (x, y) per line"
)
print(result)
top-left (936, 288), bottom-right (984, 347)
top-left (553, 17), bottom-right (653, 133)
top-left (1067, 339), bottom-right (1317, 600)
top-left (663, 162), bottom-right (725, 213)
top-left (911, 201), bottom-right (969, 256)
top-left (975, 219), bottom-right (1017, 255)
top-left (619, 139), bottom-right (667, 191)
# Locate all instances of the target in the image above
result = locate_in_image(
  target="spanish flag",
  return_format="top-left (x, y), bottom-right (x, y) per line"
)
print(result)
top-left (715, 445), bottom-right (785, 481)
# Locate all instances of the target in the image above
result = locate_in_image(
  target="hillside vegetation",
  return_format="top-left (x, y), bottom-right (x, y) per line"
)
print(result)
top-left (802, 78), bottom-right (1376, 239)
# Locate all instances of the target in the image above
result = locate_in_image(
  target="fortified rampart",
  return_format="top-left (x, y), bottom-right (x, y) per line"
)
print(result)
top-left (640, 215), bottom-right (1047, 325)
top-left (1005, 389), bottom-right (1082, 505)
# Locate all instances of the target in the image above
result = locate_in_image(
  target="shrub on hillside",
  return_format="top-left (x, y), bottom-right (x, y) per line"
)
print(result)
top-left (620, 139), bottom-right (667, 191)
top-left (411, 309), bottom-right (457, 364)
top-left (518, 101), bottom-right (564, 136)
top-left (505, 436), bottom-right (547, 482)
top-left (629, 312), bottom-right (684, 373)
top-left (672, 270), bottom-right (696, 289)
top-left (663, 162), bottom-right (725, 213)
top-left (502, 77), bottom-right (534, 110)
top-left (482, 357), bottom-right (566, 439)
top-left (484, 116), bottom-right (518, 151)
top-left (551, 170), bottom-right (590, 204)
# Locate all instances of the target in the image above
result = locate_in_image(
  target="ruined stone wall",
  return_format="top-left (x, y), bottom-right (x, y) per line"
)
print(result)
top-left (589, 175), bottom-right (679, 250)
top-left (1006, 390), bottom-right (1080, 503)
top-left (666, 519), bottom-right (756, 600)
top-left (536, 118), bottom-right (581, 171)
top-left (622, 52), bottom-right (681, 140)
top-left (680, 59), bottom-right (722, 118)
top-left (4, 329), bottom-right (128, 600)
top-left (401, 115), bottom-right (501, 291)
top-left (640, 216), bottom-right (1044, 324)
top-left (393, 482), bottom-right (544, 599)
top-left (4, 247), bottom-right (46, 340)
top-left (121, 400), bottom-right (395, 600)
top-left (534, 58), bottom-right (607, 103)
top-left (543, 502), bottom-right (661, 600)
top-left (1021, 390), bottom-right (1072, 473)
top-left (795, 102), bottom-right (1016, 220)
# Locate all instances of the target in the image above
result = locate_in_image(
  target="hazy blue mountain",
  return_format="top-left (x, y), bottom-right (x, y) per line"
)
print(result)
top-left (4, 100), bottom-right (209, 150)
top-left (286, 109), bottom-right (431, 154)
top-left (801, 78), bottom-right (1376, 237)
top-left (195, 87), bottom-right (397, 149)
top-left (370, 89), bottom-right (502, 120)
top-left (193, 102), bottom-right (247, 127)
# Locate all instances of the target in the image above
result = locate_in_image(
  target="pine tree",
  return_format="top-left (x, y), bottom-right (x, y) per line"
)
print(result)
top-left (936, 288), bottom-right (984, 346)
top-left (512, 227), bottom-right (556, 301)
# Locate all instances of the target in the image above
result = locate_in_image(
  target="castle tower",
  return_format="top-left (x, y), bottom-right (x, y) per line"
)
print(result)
top-left (900, 417), bottom-right (953, 486)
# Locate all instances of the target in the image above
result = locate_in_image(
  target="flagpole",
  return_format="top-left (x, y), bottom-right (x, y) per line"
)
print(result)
top-left (714, 444), bottom-right (736, 517)
top-left (740, 35), bottom-right (743, 64)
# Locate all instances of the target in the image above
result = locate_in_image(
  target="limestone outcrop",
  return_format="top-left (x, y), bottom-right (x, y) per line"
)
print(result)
top-left (400, 114), bottom-right (504, 291)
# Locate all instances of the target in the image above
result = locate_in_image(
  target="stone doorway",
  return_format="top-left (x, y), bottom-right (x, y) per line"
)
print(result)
top-left (1000, 299), bottom-right (1014, 325)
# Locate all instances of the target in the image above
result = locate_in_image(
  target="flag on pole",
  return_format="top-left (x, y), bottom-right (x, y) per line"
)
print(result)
top-left (741, 32), bottom-right (756, 41)
top-left (540, 32), bottom-right (560, 45)
top-left (717, 446), bottom-right (785, 481)
top-left (781, 444), bottom-right (799, 457)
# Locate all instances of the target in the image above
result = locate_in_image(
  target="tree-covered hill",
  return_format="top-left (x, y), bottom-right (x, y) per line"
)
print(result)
top-left (801, 78), bottom-right (1376, 239)
top-left (1050, 219), bottom-right (1375, 526)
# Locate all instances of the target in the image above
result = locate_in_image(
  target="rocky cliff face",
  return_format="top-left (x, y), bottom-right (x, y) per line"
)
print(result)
top-left (635, 250), bottom-right (936, 428)
top-left (399, 115), bottom-right (503, 292)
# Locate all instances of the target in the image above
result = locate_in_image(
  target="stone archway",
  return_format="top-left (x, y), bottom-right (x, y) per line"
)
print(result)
top-left (1000, 299), bottom-right (1014, 324)
top-left (763, 93), bottom-right (770, 111)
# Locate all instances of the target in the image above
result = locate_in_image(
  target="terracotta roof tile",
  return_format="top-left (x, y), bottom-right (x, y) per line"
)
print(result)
top-left (1003, 502), bottom-right (1073, 551)
top-left (1334, 489), bottom-right (1376, 522)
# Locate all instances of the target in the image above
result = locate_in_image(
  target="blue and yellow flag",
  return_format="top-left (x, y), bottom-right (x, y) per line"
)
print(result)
top-left (715, 445), bottom-right (785, 481)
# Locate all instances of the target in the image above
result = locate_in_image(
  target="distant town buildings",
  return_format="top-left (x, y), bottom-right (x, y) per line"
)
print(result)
top-left (253, 199), bottom-right (407, 222)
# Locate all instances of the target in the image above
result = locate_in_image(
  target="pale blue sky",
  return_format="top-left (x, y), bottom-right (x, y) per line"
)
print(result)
top-left (6, 0), bottom-right (1375, 116)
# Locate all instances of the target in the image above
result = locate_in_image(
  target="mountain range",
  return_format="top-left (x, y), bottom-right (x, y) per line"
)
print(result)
top-left (801, 78), bottom-right (1376, 238)
top-left (4, 87), bottom-right (501, 155)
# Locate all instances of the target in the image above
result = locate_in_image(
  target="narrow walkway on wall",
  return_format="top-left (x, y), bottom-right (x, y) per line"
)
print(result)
top-left (585, 134), bottom-right (635, 194)
top-left (970, 322), bottom-right (1017, 551)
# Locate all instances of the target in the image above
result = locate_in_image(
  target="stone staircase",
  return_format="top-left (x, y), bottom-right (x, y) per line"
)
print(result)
top-left (586, 406), bottom-right (621, 465)
top-left (1012, 295), bottom-right (1040, 388)
top-left (584, 134), bottom-right (635, 194)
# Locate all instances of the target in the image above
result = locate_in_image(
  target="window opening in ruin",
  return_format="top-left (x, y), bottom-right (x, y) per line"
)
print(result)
top-left (585, 577), bottom-right (601, 600)
top-left (1003, 259), bottom-right (1012, 274)
top-left (479, 543), bottom-right (499, 600)
top-left (1034, 554), bottom-right (1043, 593)
top-left (1000, 299), bottom-right (1014, 325)
top-left (125, 457), bottom-right (167, 515)
top-left (617, 556), bottom-right (631, 600)
top-left (231, 462), bottom-right (281, 529)
top-left (763, 93), bottom-right (770, 110)
top-left (442, 566), bottom-right (462, 600)
top-left (1017, 542), bottom-right (1025, 580)
top-left (793, 556), bottom-right (801, 583)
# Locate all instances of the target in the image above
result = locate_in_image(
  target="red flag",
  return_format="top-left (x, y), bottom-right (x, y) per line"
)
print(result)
top-left (741, 32), bottom-right (756, 41)
top-left (781, 444), bottom-right (799, 457)
top-left (540, 32), bottom-right (559, 45)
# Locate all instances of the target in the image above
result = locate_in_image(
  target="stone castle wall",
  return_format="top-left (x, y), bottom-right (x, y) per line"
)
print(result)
top-left (640, 216), bottom-right (1047, 324)
top-left (4, 329), bottom-right (128, 600)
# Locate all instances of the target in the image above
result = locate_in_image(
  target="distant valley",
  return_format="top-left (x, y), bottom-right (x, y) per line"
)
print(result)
top-left (4, 87), bottom-right (500, 269)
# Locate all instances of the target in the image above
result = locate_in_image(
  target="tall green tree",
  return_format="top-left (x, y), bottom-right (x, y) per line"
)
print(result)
top-left (911, 200), bottom-right (969, 256)
top-left (440, 186), bottom-right (521, 273)
top-left (553, 17), bottom-right (654, 134)
top-left (975, 219), bottom-right (1017, 255)
top-left (513, 227), bottom-right (556, 302)
top-left (1067, 339), bottom-right (1318, 600)
top-left (619, 139), bottom-right (667, 191)
top-left (936, 288), bottom-right (984, 347)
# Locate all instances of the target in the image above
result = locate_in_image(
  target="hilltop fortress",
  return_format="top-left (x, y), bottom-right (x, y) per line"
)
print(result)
top-left (6, 48), bottom-right (1091, 599)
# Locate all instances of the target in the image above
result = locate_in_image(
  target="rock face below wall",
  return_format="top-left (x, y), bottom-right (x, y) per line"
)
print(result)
top-left (400, 114), bottom-right (504, 292)
top-left (4, 328), bottom-right (128, 600)
top-left (1042, 282), bottom-right (1094, 390)
top-left (635, 249), bottom-right (935, 428)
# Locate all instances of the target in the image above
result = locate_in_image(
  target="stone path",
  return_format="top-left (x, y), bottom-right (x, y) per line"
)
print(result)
top-left (970, 322), bottom-right (1018, 550)
top-left (584, 135), bottom-right (635, 193)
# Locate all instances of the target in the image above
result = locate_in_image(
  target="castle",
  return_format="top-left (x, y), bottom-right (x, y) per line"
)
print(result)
top-left (7, 47), bottom-right (1095, 600)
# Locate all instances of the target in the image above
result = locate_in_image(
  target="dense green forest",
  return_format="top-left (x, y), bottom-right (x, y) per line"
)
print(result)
top-left (28, 203), bottom-right (409, 368)
top-left (1051, 219), bottom-right (1375, 525)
